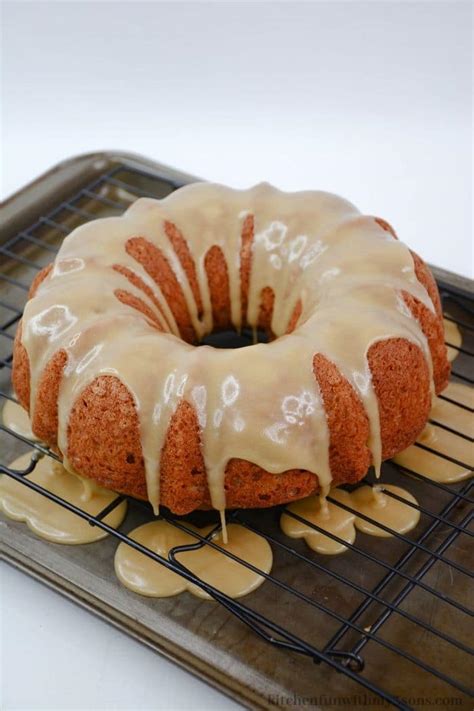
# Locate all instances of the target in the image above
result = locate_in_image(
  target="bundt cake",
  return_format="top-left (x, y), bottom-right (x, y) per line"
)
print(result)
top-left (12, 183), bottom-right (450, 515)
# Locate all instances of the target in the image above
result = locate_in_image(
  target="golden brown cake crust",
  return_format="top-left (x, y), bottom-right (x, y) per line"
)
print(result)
top-left (12, 215), bottom-right (450, 514)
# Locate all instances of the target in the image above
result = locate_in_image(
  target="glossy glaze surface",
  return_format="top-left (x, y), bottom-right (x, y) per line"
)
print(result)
top-left (21, 183), bottom-right (435, 517)
top-left (0, 453), bottom-right (127, 543)
top-left (114, 520), bottom-right (272, 599)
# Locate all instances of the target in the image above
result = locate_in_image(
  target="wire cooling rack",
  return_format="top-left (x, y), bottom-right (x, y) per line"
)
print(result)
top-left (1, 156), bottom-right (473, 710)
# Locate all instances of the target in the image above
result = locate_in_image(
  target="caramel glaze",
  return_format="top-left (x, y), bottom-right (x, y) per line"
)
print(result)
top-left (394, 425), bottom-right (473, 484)
top-left (0, 453), bottom-right (127, 544)
top-left (114, 521), bottom-right (272, 599)
top-left (280, 383), bottom-right (471, 554)
top-left (351, 485), bottom-right (420, 538)
top-left (19, 183), bottom-right (436, 518)
top-left (280, 489), bottom-right (356, 555)
top-left (443, 318), bottom-right (462, 362)
top-left (431, 382), bottom-right (473, 437)
top-left (2, 399), bottom-right (38, 441)
top-left (441, 381), bottom-right (473, 409)
top-left (280, 484), bottom-right (420, 554)
top-left (3, 386), bottom-right (469, 588)
top-left (394, 381), bottom-right (472, 484)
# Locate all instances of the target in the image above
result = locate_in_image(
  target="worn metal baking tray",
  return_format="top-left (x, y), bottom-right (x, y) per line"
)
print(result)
top-left (1, 152), bottom-right (473, 710)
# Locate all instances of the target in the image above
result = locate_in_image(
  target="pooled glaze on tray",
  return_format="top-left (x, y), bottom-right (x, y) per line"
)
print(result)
top-left (280, 489), bottom-right (356, 555)
top-left (443, 318), bottom-right (462, 362)
top-left (350, 485), bottom-right (420, 538)
top-left (114, 520), bottom-right (272, 599)
top-left (2, 377), bottom-right (470, 572)
top-left (279, 383), bottom-right (472, 552)
top-left (280, 484), bottom-right (420, 553)
top-left (430, 382), bottom-right (473, 437)
top-left (2, 398), bottom-right (38, 441)
top-left (0, 453), bottom-right (127, 544)
top-left (393, 384), bottom-right (473, 484)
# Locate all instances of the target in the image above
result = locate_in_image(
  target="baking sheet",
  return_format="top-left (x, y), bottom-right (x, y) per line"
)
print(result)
top-left (1, 153), bottom-right (472, 710)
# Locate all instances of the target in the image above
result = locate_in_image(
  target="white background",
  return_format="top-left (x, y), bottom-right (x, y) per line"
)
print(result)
top-left (1, 1), bottom-right (472, 710)
top-left (2, 0), bottom-right (473, 276)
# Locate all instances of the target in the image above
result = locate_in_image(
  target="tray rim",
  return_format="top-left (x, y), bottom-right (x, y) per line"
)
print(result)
top-left (1, 149), bottom-right (472, 295)
top-left (0, 150), bottom-right (200, 242)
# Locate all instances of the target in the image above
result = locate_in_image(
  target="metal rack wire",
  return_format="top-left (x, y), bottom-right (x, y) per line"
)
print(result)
top-left (1, 164), bottom-right (472, 710)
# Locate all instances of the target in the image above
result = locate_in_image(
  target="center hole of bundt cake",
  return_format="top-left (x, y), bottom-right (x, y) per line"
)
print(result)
top-left (200, 328), bottom-right (269, 349)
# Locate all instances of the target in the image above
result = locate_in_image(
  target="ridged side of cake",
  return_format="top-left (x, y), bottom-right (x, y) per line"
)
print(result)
top-left (12, 216), bottom-right (449, 514)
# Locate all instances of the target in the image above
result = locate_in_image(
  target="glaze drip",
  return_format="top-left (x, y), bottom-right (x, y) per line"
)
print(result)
top-left (21, 183), bottom-right (435, 512)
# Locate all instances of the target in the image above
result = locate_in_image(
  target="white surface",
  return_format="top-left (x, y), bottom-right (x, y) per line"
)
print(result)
top-left (1, 564), bottom-right (241, 710)
top-left (0, 3), bottom-right (472, 710)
